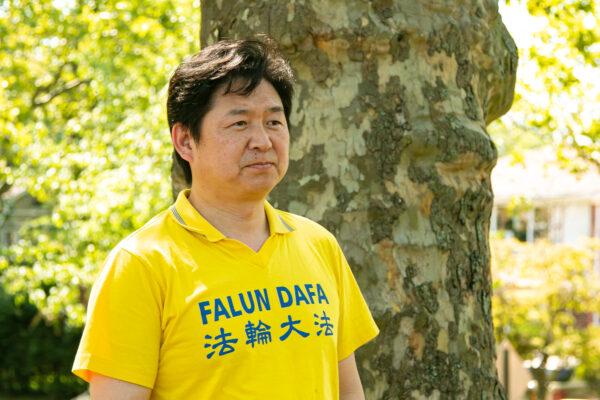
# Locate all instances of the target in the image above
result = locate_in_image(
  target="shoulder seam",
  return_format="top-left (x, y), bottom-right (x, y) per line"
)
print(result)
top-left (117, 246), bottom-right (166, 295)
top-left (118, 246), bottom-right (154, 272)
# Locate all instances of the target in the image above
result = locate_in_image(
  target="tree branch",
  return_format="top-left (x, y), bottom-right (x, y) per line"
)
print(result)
top-left (32, 78), bottom-right (92, 108)
top-left (30, 61), bottom-right (91, 108)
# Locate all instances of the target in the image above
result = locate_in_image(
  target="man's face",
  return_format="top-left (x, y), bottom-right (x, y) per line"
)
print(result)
top-left (188, 79), bottom-right (289, 202)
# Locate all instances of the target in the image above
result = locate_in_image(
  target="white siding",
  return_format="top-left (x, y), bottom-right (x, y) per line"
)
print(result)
top-left (549, 206), bottom-right (564, 243)
top-left (562, 204), bottom-right (591, 245)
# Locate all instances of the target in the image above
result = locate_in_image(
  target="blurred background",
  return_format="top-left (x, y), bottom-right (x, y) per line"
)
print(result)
top-left (0, 0), bottom-right (598, 399)
top-left (490, 1), bottom-right (600, 399)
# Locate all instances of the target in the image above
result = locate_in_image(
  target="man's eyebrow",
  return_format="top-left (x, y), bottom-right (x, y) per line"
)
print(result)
top-left (267, 106), bottom-right (284, 113)
top-left (226, 108), bottom-right (249, 116)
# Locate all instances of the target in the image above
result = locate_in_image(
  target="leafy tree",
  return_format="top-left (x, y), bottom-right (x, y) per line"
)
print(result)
top-left (0, 0), bottom-right (197, 395)
top-left (490, 0), bottom-right (599, 170)
top-left (491, 236), bottom-right (600, 399)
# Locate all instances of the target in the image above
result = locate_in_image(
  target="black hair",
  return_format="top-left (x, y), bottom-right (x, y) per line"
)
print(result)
top-left (167, 38), bottom-right (295, 185)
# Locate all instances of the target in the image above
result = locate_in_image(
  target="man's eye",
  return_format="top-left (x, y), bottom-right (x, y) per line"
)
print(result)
top-left (267, 120), bottom-right (282, 127)
top-left (232, 121), bottom-right (247, 127)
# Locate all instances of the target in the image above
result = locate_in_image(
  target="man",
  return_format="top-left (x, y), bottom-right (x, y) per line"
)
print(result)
top-left (73, 38), bottom-right (379, 399)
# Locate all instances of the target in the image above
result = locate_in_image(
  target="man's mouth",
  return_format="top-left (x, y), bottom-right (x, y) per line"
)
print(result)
top-left (247, 162), bottom-right (275, 169)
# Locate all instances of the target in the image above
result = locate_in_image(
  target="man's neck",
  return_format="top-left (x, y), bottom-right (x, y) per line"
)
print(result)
top-left (187, 187), bottom-right (270, 250)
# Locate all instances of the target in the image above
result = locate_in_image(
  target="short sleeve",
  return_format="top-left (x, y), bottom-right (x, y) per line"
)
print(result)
top-left (334, 241), bottom-right (380, 361)
top-left (72, 247), bottom-right (163, 388)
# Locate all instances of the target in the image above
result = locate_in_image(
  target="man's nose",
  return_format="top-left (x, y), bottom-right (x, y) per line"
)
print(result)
top-left (248, 123), bottom-right (273, 150)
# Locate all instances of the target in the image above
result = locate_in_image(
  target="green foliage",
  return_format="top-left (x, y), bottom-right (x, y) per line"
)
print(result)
top-left (0, 0), bottom-right (198, 395)
top-left (491, 236), bottom-right (600, 393)
top-left (491, 0), bottom-right (600, 170)
top-left (0, 285), bottom-right (85, 398)
top-left (577, 326), bottom-right (600, 394)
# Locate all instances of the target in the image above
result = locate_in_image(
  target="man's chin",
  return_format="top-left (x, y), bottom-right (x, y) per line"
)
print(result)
top-left (237, 181), bottom-right (278, 200)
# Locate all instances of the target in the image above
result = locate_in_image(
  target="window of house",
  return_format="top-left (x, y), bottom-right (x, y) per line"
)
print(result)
top-left (495, 206), bottom-right (550, 242)
top-left (533, 207), bottom-right (550, 239)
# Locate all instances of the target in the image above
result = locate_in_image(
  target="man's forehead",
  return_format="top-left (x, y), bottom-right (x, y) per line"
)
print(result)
top-left (211, 80), bottom-right (283, 110)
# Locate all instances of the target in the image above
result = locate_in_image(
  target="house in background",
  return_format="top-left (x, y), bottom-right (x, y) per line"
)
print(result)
top-left (0, 186), bottom-right (49, 248)
top-left (491, 146), bottom-right (600, 326)
top-left (496, 339), bottom-right (532, 400)
top-left (491, 147), bottom-right (600, 246)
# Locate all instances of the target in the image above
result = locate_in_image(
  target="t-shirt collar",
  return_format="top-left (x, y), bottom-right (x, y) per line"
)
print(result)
top-left (170, 189), bottom-right (294, 242)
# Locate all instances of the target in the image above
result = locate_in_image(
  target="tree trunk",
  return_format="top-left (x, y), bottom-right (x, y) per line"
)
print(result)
top-left (531, 365), bottom-right (549, 400)
top-left (531, 348), bottom-right (551, 399)
top-left (172, 1), bottom-right (518, 398)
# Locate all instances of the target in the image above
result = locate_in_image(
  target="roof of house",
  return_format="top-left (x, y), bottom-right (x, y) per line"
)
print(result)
top-left (491, 147), bottom-right (600, 205)
top-left (4, 185), bottom-right (27, 200)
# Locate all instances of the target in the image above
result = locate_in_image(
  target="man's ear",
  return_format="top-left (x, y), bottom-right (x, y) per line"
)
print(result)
top-left (171, 123), bottom-right (194, 163)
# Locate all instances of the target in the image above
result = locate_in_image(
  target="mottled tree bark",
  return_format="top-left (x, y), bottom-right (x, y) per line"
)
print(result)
top-left (173, 1), bottom-right (517, 398)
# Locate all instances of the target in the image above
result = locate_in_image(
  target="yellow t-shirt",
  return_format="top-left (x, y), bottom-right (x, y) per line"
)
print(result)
top-left (73, 189), bottom-right (379, 399)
